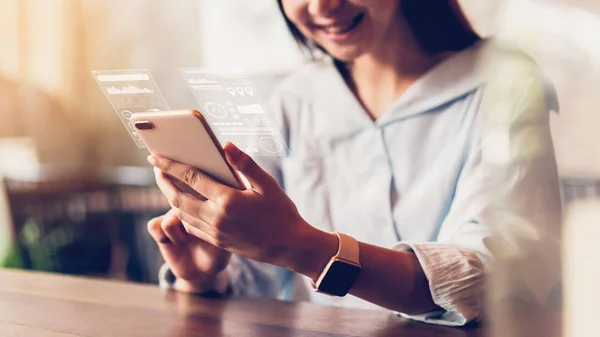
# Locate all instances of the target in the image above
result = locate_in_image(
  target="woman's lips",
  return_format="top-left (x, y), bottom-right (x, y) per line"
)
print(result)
top-left (314, 12), bottom-right (365, 34)
top-left (318, 13), bottom-right (365, 42)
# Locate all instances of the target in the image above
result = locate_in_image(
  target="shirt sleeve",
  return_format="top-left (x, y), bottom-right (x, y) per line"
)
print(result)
top-left (394, 55), bottom-right (562, 326)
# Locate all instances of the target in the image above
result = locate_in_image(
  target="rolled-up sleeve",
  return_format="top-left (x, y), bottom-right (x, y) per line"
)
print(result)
top-left (393, 243), bottom-right (485, 326)
top-left (394, 61), bottom-right (562, 326)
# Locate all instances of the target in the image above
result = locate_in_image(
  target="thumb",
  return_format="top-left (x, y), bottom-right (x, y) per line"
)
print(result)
top-left (224, 142), bottom-right (276, 192)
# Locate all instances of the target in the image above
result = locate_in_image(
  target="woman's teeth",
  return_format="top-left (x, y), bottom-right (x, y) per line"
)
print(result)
top-left (324, 20), bottom-right (354, 34)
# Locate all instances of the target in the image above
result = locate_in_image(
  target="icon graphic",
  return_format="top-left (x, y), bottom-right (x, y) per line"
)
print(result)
top-left (226, 87), bottom-right (253, 97)
top-left (204, 102), bottom-right (228, 119)
top-left (259, 137), bottom-right (284, 154)
top-left (121, 110), bottom-right (133, 119)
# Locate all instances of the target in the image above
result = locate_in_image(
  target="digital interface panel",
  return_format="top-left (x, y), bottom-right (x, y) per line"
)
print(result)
top-left (180, 68), bottom-right (289, 156)
top-left (92, 69), bottom-right (170, 148)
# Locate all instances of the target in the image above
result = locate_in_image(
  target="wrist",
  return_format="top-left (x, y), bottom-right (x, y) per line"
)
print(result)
top-left (280, 224), bottom-right (338, 281)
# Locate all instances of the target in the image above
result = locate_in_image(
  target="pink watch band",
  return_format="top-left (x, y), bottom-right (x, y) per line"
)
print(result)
top-left (334, 232), bottom-right (360, 263)
top-left (311, 232), bottom-right (361, 294)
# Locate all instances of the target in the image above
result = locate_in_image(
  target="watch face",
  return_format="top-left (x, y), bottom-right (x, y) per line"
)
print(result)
top-left (318, 261), bottom-right (361, 297)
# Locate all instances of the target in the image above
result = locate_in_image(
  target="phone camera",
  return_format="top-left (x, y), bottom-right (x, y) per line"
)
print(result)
top-left (133, 121), bottom-right (154, 130)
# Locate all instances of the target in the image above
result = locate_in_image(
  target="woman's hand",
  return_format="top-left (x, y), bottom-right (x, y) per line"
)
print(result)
top-left (149, 143), bottom-right (338, 280)
top-left (147, 208), bottom-right (231, 293)
top-left (149, 144), bottom-right (440, 314)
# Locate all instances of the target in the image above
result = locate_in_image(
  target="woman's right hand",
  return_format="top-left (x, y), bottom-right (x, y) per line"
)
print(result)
top-left (147, 208), bottom-right (231, 293)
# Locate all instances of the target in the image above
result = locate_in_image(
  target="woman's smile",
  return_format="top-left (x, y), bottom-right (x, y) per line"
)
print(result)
top-left (310, 12), bottom-right (366, 43)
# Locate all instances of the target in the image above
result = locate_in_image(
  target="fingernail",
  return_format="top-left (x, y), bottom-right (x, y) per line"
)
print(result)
top-left (147, 155), bottom-right (157, 166)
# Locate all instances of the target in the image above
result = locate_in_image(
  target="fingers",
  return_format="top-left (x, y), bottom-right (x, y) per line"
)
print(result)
top-left (149, 155), bottom-right (234, 201)
top-left (147, 210), bottom-right (187, 245)
top-left (174, 210), bottom-right (219, 247)
top-left (223, 142), bottom-right (277, 194)
top-left (160, 209), bottom-right (188, 245)
top-left (147, 214), bottom-right (170, 244)
top-left (182, 222), bottom-right (218, 247)
top-left (148, 209), bottom-right (219, 249)
top-left (154, 169), bottom-right (222, 223)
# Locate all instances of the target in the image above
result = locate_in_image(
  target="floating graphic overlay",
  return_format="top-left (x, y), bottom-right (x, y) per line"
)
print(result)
top-left (92, 69), bottom-right (170, 148)
top-left (180, 67), bottom-right (289, 156)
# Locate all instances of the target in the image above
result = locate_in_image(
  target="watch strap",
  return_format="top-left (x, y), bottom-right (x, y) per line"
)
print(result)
top-left (311, 232), bottom-right (361, 294)
top-left (335, 232), bottom-right (360, 263)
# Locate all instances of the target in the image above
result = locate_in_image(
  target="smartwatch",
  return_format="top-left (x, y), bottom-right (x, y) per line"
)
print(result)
top-left (311, 232), bottom-right (361, 297)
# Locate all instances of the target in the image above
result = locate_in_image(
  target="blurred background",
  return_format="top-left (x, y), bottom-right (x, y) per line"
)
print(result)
top-left (0, 0), bottom-right (598, 335)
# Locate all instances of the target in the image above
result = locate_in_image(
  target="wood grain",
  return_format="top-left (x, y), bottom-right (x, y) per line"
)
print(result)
top-left (0, 323), bottom-right (80, 337)
top-left (0, 269), bottom-right (482, 337)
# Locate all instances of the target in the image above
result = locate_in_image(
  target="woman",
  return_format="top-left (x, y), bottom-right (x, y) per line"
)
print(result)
top-left (147, 0), bottom-right (561, 326)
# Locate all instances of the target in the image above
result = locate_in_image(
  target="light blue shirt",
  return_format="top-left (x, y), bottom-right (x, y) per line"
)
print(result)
top-left (199, 41), bottom-right (562, 326)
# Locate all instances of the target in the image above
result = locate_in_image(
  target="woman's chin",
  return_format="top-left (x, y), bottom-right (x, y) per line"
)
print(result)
top-left (327, 47), bottom-right (366, 63)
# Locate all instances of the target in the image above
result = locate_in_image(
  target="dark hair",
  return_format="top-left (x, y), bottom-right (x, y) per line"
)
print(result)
top-left (276, 0), bottom-right (480, 57)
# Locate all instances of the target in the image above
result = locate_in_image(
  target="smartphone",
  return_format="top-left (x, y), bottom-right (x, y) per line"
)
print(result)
top-left (130, 109), bottom-right (245, 190)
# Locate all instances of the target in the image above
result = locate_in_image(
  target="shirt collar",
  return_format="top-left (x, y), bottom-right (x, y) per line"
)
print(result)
top-left (314, 40), bottom-right (490, 128)
top-left (378, 39), bottom-right (489, 125)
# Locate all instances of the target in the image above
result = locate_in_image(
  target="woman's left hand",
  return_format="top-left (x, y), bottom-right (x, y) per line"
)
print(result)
top-left (149, 142), bottom-right (337, 279)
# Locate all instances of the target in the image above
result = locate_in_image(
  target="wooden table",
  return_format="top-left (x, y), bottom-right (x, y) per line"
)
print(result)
top-left (0, 269), bottom-right (482, 337)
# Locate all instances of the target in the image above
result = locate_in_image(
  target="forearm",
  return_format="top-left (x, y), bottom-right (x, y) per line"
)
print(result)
top-left (351, 242), bottom-right (439, 314)
top-left (279, 226), bottom-right (439, 314)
